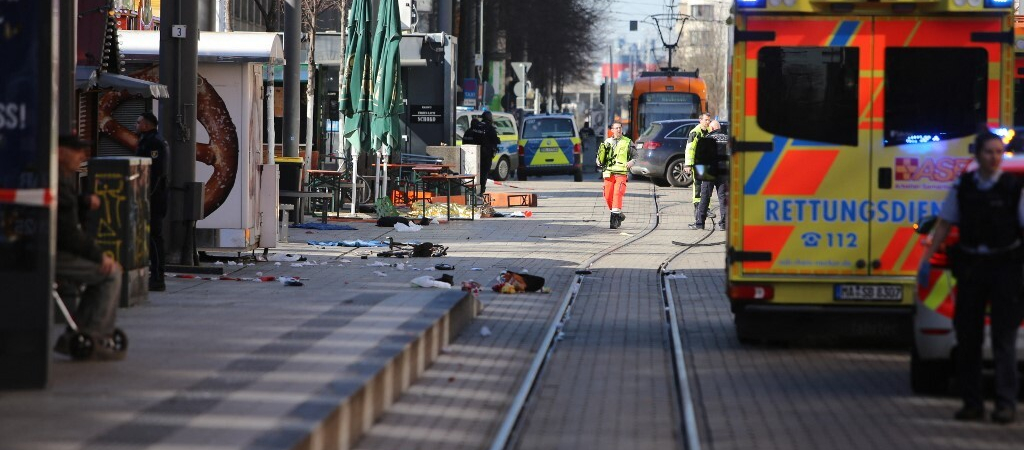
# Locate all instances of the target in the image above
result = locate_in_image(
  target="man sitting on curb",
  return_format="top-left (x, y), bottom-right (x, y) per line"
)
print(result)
top-left (54, 135), bottom-right (126, 361)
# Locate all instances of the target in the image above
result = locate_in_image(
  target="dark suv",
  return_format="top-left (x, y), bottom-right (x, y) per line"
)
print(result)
top-left (631, 119), bottom-right (728, 187)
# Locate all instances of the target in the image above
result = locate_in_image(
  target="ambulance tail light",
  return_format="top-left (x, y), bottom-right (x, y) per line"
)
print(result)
top-left (727, 283), bottom-right (774, 301)
top-left (644, 141), bottom-right (662, 150)
top-left (518, 145), bottom-right (525, 157)
top-left (573, 142), bottom-right (582, 154)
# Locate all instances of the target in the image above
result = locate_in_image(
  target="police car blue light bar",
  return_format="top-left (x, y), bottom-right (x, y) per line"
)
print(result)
top-left (984, 0), bottom-right (1012, 8)
top-left (736, 0), bottom-right (766, 9)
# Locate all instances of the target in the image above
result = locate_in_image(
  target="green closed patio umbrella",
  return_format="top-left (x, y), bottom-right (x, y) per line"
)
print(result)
top-left (339, 0), bottom-right (373, 215)
top-left (369, 0), bottom-right (405, 202)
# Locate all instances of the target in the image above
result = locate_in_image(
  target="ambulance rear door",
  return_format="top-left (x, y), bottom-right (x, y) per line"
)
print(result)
top-left (734, 17), bottom-right (872, 278)
top-left (868, 17), bottom-right (1006, 280)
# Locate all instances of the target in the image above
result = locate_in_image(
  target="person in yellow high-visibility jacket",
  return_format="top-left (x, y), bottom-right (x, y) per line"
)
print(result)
top-left (597, 122), bottom-right (635, 229)
top-left (684, 113), bottom-right (711, 223)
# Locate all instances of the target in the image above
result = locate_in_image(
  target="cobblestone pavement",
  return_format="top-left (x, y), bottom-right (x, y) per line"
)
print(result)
top-left (667, 205), bottom-right (1024, 449)
top-left (353, 172), bottom-right (656, 450)
top-left (507, 181), bottom-right (682, 450)
top-left (7, 168), bottom-right (1024, 450)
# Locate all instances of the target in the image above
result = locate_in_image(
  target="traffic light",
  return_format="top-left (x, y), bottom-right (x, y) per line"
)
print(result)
top-left (629, 20), bottom-right (638, 31)
top-left (600, 82), bottom-right (606, 102)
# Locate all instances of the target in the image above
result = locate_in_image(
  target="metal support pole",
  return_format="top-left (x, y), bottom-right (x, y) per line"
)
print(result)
top-left (478, 0), bottom-right (484, 110)
top-left (723, 21), bottom-right (733, 119)
top-left (284, 0), bottom-right (301, 159)
top-left (607, 45), bottom-right (614, 126)
top-left (58, 0), bottom-right (77, 134)
top-left (163, 0), bottom-right (200, 266)
top-left (265, 65), bottom-right (276, 164)
top-left (439, 0), bottom-right (453, 34)
top-left (0, 0), bottom-right (58, 390)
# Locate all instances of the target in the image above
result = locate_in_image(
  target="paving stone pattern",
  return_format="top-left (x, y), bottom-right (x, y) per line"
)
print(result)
top-left (667, 207), bottom-right (1024, 449)
top-left (353, 173), bottom-right (656, 450)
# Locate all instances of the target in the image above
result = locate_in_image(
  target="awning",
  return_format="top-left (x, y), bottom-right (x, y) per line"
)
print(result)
top-left (118, 31), bottom-right (285, 64)
top-left (75, 66), bottom-right (169, 98)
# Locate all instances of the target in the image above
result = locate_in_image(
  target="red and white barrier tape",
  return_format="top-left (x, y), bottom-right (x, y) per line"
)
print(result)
top-left (168, 273), bottom-right (308, 282)
top-left (0, 188), bottom-right (53, 207)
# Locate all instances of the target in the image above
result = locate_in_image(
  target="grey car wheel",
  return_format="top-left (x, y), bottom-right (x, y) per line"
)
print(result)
top-left (666, 158), bottom-right (693, 187)
top-left (494, 156), bottom-right (511, 181)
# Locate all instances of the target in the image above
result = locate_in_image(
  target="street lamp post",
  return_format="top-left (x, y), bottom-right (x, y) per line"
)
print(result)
top-left (478, 0), bottom-right (485, 110)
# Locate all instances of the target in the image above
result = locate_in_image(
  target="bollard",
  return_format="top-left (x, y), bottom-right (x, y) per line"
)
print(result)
top-left (280, 204), bottom-right (294, 243)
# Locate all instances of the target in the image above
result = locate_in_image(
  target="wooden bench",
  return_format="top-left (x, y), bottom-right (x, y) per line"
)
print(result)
top-left (280, 190), bottom-right (334, 224)
top-left (484, 192), bottom-right (537, 207)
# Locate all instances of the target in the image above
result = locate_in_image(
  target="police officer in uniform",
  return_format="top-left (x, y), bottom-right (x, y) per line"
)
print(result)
top-left (477, 111), bottom-right (500, 195)
top-left (691, 120), bottom-right (729, 231)
top-left (135, 112), bottom-right (169, 291)
top-left (921, 131), bottom-right (1024, 424)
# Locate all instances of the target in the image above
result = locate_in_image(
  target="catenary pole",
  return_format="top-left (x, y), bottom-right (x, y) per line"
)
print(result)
top-left (439, 0), bottom-right (452, 34)
top-left (162, 0), bottom-right (200, 266)
top-left (284, 0), bottom-right (301, 159)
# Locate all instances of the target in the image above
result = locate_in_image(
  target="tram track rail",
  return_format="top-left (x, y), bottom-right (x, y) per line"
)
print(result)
top-left (489, 185), bottom-right (720, 450)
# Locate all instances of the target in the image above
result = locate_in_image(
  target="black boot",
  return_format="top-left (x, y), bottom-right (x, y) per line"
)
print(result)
top-left (149, 273), bottom-right (166, 292)
top-left (610, 212), bottom-right (620, 229)
top-left (615, 212), bottom-right (625, 227)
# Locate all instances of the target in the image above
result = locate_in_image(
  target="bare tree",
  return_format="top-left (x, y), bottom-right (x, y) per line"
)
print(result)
top-left (677, 4), bottom-right (730, 118)
top-left (497, 0), bottom-right (609, 104)
top-left (300, 0), bottom-right (343, 156)
top-left (251, 0), bottom-right (284, 31)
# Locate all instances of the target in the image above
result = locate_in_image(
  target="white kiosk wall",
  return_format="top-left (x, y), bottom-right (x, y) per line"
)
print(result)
top-left (194, 63), bottom-right (264, 249)
top-left (117, 31), bottom-right (284, 251)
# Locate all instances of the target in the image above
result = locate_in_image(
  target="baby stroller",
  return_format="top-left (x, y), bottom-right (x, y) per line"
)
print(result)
top-left (52, 283), bottom-right (128, 360)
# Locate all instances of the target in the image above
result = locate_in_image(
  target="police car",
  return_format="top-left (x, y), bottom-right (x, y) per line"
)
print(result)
top-left (455, 111), bottom-right (520, 181)
top-left (516, 114), bottom-right (584, 182)
top-left (912, 154), bottom-right (1024, 394)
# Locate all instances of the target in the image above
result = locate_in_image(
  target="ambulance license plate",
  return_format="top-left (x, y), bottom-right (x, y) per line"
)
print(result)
top-left (539, 147), bottom-right (560, 152)
top-left (833, 284), bottom-right (903, 301)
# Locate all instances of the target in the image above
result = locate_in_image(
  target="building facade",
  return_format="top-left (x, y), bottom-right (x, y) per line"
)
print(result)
top-left (675, 0), bottom-right (730, 118)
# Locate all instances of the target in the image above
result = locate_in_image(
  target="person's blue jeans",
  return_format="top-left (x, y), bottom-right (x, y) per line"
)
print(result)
top-left (696, 178), bottom-right (728, 227)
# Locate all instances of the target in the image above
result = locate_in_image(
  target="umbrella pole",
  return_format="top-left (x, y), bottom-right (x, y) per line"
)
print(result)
top-left (351, 144), bottom-right (359, 215)
top-left (380, 147), bottom-right (387, 202)
top-left (374, 148), bottom-right (382, 202)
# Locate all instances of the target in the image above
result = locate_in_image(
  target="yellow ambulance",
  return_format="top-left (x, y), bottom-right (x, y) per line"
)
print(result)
top-left (728, 0), bottom-right (1015, 341)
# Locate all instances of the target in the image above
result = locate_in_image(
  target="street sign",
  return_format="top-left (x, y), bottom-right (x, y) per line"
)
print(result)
top-left (410, 105), bottom-right (443, 124)
top-left (511, 61), bottom-right (532, 83)
top-left (462, 78), bottom-right (478, 107)
top-left (514, 81), bottom-right (527, 97)
top-left (511, 62), bottom-right (532, 110)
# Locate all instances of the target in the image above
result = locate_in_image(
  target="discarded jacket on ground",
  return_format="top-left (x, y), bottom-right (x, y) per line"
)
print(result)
top-left (411, 242), bottom-right (448, 257)
top-left (492, 271), bottom-right (545, 293)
